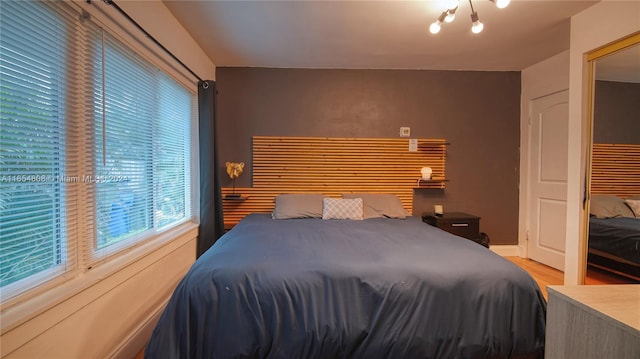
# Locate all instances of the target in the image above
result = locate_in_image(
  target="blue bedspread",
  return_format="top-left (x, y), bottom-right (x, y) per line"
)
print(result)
top-left (146, 214), bottom-right (546, 359)
top-left (589, 216), bottom-right (640, 264)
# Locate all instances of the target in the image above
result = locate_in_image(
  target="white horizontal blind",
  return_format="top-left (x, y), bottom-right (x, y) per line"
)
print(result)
top-left (0, 0), bottom-right (194, 300)
top-left (154, 76), bottom-right (192, 229)
top-left (93, 33), bottom-right (156, 256)
top-left (0, 1), bottom-right (78, 294)
top-left (88, 29), bottom-right (193, 263)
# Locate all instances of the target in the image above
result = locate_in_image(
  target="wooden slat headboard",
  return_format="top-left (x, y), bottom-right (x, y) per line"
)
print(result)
top-left (222, 136), bottom-right (447, 228)
top-left (591, 143), bottom-right (640, 198)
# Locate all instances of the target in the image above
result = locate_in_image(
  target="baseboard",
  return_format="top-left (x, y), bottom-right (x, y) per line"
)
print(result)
top-left (490, 245), bottom-right (521, 257)
top-left (108, 297), bottom-right (170, 359)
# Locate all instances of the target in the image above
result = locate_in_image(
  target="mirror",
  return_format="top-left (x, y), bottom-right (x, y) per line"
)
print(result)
top-left (584, 33), bottom-right (640, 284)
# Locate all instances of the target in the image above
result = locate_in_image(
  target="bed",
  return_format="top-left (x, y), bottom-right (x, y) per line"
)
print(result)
top-left (588, 195), bottom-right (640, 280)
top-left (145, 195), bottom-right (546, 358)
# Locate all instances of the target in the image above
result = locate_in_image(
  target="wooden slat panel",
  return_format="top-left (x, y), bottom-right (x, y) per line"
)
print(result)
top-left (222, 136), bottom-right (447, 228)
top-left (591, 143), bottom-right (640, 198)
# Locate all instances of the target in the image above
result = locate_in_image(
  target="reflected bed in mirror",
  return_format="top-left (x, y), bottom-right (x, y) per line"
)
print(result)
top-left (585, 33), bottom-right (640, 283)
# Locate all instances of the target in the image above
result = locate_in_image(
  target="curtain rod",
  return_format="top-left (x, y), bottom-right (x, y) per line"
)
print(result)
top-left (92, 0), bottom-right (204, 83)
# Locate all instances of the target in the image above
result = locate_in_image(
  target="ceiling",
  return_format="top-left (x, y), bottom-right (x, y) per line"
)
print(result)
top-left (163, 0), bottom-right (600, 71)
top-left (596, 44), bottom-right (640, 83)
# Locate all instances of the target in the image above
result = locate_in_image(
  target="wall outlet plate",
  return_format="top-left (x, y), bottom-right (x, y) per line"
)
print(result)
top-left (400, 127), bottom-right (410, 137)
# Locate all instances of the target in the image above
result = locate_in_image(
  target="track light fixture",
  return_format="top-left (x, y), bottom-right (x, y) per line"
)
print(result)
top-left (429, 0), bottom-right (510, 35)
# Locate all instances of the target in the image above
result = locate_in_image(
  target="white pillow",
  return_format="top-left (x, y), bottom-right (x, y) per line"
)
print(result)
top-left (625, 199), bottom-right (640, 217)
top-left (322, 198), bottom-right (363, 220)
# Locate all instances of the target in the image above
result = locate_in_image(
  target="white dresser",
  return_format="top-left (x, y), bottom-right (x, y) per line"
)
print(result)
top-left (545, 285), bottom-right (640, 359)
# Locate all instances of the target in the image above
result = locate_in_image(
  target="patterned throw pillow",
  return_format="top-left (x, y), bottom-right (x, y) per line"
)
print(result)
top-left (625, 199), bottom-right (640, 217)
top-left (322, 198), bottom-right (363, 220)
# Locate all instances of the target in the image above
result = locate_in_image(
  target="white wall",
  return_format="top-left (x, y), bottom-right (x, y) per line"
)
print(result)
top-left (564, 1), bottom-right (640, 284)
top-left (520, 1), bottom-right (640, 284)
top-left (519, 50), bottom-right (571, 258)
top-left (113, 0), bottom-right (215, 81)
top-left (1, 228), bottom-right (197, 358)
top-left (0, 0), bottom-right (214, 357)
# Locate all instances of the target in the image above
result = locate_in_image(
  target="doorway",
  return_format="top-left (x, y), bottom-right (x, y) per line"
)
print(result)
top-left (526, 90), bottom-right (569, 271)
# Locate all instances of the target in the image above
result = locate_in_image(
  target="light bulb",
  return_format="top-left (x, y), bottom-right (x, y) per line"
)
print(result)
top-left (471, 21), bottom-right (483, 34)
top-left (444, 12), bottom-right (455, 23)
top-left (444, 0), bottom-right (459, 10)
top-left (470, 12), bottom-right (483, 34)
top-left (495, 0), bottom-right (510, 9)
top-left (430, 11), bottom-right (447, 34)
top-left (444, 7), bottom-right (457, 23)
top-left (430, 21), bottom-right (442, 34)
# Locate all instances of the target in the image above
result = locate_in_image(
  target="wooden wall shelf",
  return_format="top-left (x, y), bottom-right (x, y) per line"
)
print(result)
top-left (415, 178), bottom-right (449, 188)
top-left (223, 195), bottom-right (250, 201)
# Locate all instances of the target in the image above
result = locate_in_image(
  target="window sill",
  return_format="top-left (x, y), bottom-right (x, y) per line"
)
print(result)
top-left (0, 222), bottom-right (198, 333)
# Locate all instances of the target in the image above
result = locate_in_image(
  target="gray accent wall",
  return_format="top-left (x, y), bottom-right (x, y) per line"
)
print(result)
top-left (216, 68), bottom-right (521, 245)
top-left (594, 80), bottom-right (640, 144)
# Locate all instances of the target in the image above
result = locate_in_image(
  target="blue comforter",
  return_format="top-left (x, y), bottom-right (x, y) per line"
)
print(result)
top-left (146, 214), bottom-right (546, 359)
top-left (589, 216), bottom-right (640, 264)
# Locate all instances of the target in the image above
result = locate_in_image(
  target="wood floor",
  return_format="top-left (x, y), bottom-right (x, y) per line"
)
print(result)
top-left (505, 256), bottom-right (636, 299)
top-left (133, 256), bottom-right (635, 358)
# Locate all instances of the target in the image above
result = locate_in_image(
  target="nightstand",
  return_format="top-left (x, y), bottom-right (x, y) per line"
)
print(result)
top-left (422, 212), bottom-right (485, 246)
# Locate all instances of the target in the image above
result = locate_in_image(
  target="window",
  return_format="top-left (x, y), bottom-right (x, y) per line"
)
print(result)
top-left (91, 30), bottom-right (193, 260)
top-left (0, 0), bottom-right (194, 301)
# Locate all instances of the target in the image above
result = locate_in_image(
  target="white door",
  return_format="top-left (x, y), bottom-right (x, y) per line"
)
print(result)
top-left (527, 90), bottom-right (569, 271)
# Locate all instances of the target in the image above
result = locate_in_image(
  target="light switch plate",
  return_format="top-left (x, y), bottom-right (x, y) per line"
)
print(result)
top-left (400, 127), bottom-right (410, 137)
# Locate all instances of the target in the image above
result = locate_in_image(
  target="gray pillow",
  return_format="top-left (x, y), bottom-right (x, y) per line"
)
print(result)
top-left (272, 194), bottom-right (325, 219)
top-left (589, 195), bottom-right (635, 218)
top-left (342, 193), bottom-right (409, 219)
top-left (624, 199), bottom-right (640, 217)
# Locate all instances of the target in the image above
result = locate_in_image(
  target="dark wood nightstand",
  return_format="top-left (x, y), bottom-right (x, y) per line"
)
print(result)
top-left (422, 212), bottom-right (485, 246)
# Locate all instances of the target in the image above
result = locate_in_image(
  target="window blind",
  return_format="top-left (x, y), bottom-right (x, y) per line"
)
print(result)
top-left (0, 0), bottom-right (194, 300)
top-left (0, 0), bottom-right (79, 293)
top-left (89, 31), bottom-right (193, 262)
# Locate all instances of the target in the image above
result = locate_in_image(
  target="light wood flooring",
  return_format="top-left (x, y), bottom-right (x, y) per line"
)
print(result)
top-left (505, 256), bottom-right (636, 299)
top-left (133, 256), bottom-right (635, 358)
